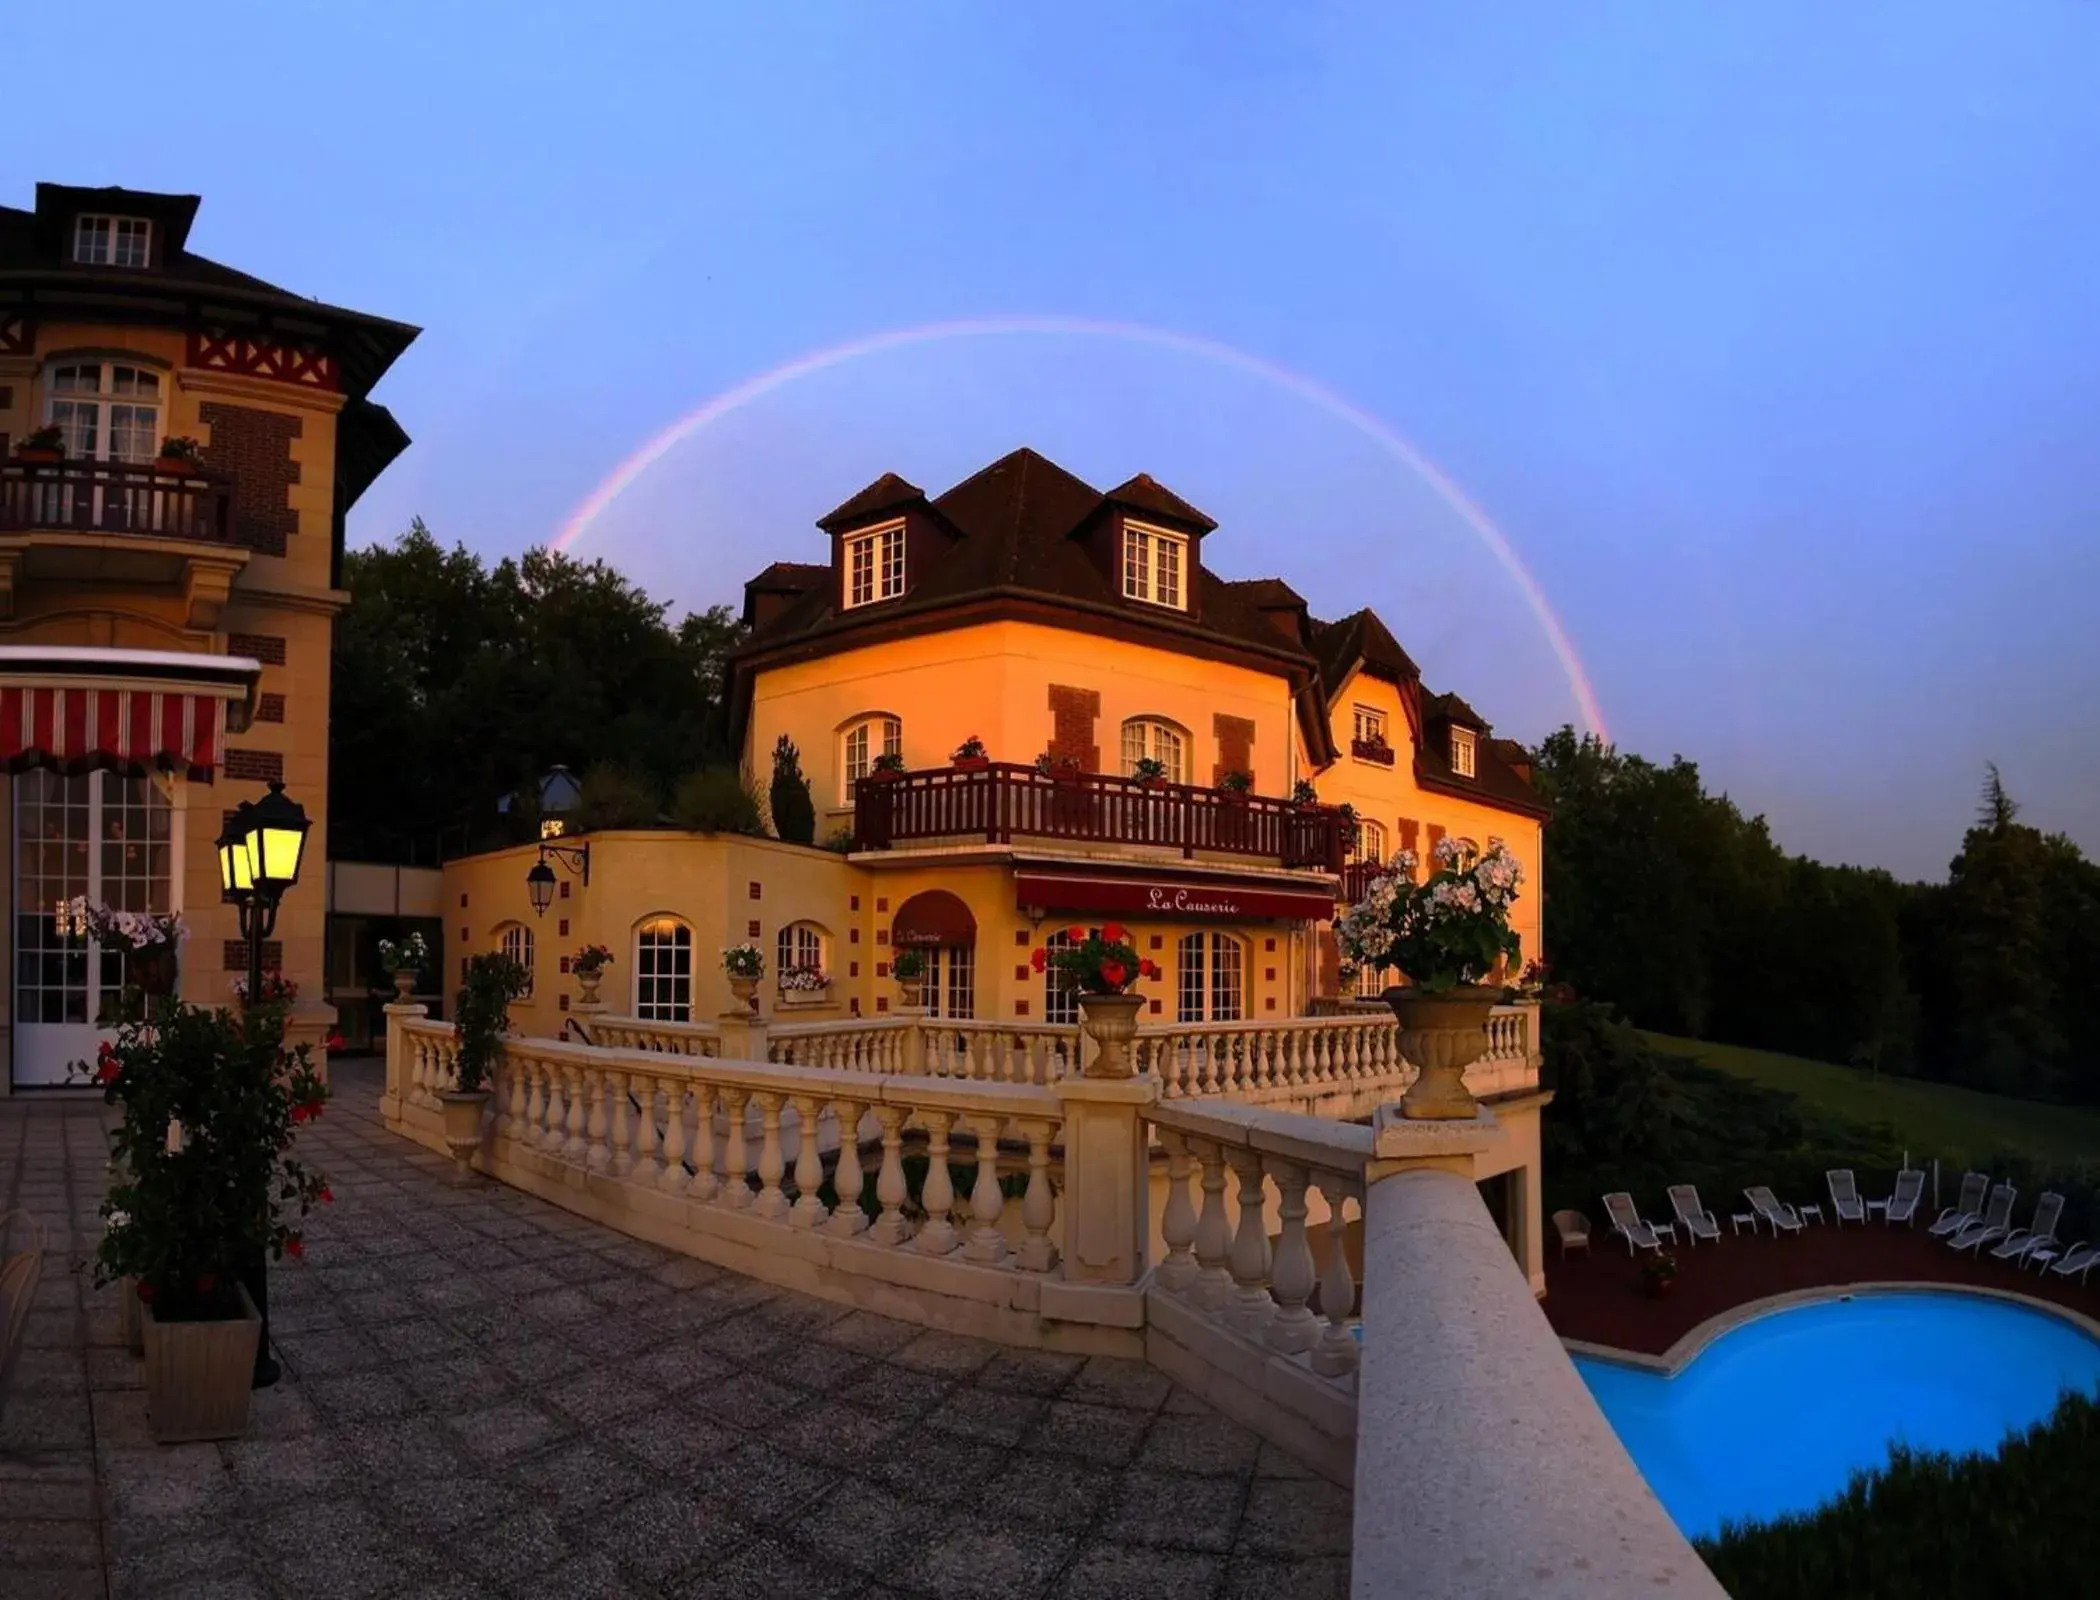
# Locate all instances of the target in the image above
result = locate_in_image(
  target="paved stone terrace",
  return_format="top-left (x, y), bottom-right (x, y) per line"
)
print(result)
top-left (1, 1060), bottom-right (1349, 1600)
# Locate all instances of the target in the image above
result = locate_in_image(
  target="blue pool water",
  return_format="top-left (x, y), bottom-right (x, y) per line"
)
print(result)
top-left (1573, 1291), bottom-right (2100, 1539)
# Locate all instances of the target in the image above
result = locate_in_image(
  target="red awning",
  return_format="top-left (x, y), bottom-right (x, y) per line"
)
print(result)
top-left (0, 647), bottom-right (259, 780)
top-left (1013, 870), bottom-right (1335, 923)
top-left (892, 889), bottom-right (978, 947)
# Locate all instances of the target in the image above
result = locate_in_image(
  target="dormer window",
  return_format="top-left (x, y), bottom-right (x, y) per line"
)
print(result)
top-left (1450, 727), bottom-right (1477, 778)
top-left (844, 522), bottom-right (905, 608)
top-left (1121, 522), bottom-right (1186, 610)
top-left (73, 215), bottom-right (152, 268)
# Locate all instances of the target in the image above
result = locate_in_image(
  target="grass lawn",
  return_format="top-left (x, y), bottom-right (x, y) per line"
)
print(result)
top-left (1641, 1032), bottom-right (2100, 1167)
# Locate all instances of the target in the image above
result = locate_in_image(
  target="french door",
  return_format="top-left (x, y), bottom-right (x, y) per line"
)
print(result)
top-left (923, 944), bottom-right (975, 1019)
top-left (12, 769), bottom-right (175, 1086)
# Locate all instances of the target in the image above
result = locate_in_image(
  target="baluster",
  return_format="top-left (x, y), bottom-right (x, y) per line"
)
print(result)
top-left (1157, 1128), bottom-right (1199, 1290)
top-left (1227, 1150), bottom-right (1275, 1340)
top-left (1190, 1138), bottom-right (1234, 1309)
top-left (789, 1096), bottom-right (828, 1228)
top-left (407, 1038), bottom-right (429, 1107)
top-left (585, 1066), bottom-right (611, 1171)
top-left (1264, 1159), bottom-right (1320, 1354)
top-left (1015, 1117), bottom-right (1059, 1271)
top-left (718, 1088), bottom-right (751, 1209)
top-left (1310, 1183), bottom-right (1361, 1380)
top-left (752, 1093), bottom-right (790, 1220)
top-left (562, 1066), bottom-right (590, 1162)
top-left (657, 1079), bottom-right (688, 1193)
top-left (869, 1106), bottom-right (910, 1245)
top-left (915, 1110), bottom-right (959, 1256)
top-left (825, 1098), bottom-right (870, 1236)
top-left (502, 1054), bottom-right (526, 1137)
top-left (688, 1083), bottom-right (720, 1199)
top-left (632, 1075), bottom-right (660, 1183)
top-left (610, 1071), bottom-right (636, 1175)
top-left (963, 1114), bottom-right (1008, 1264)
top-left (523, 1059), bottom-right (548, 1145)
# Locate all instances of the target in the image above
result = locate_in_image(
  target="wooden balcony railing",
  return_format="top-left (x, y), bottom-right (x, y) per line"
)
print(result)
top-left (853, 762), bottom-right (1348, 871)
top-left (0, 459), bottom-right (235, 544)
top-left (1340, 859), bottom-right (1388, 904)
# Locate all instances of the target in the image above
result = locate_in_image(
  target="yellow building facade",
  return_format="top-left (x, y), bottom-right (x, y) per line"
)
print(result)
top-left (446, 449), bottom-right (1548, 1033)
top-left (0, 182), bottom-right (415, 1087)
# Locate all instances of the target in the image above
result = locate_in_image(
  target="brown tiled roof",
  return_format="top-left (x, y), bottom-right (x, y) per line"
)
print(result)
top-left (1425, 690), bottom-right (1489, 731)
top-left (1104, 472), bottom-right (1218, 533)
top-left (1309, 608), bottom-right (1421, 691)
top-left (816, 472), bottom-right (926, 532)
top-left (1417, 690), bottom-right (1548, 817)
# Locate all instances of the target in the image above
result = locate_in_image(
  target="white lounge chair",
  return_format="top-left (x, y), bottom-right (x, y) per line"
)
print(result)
top-left (1667, 1185), bottom-right (1721, 1247)
top-left (1949, 1182), bottom-right (2018, 1254)
top-left (1745, 1186), bottom-right (1805, 1237)
top-left (2046, 1243), bottom-right (2099, 1285)
top-left (1883, 1169), bottom-right (1926, 1226)
top-left (1826, 1170), bottom-right (1867, 1227)
top-left (1928, 1171), bottom-right (1989, 1238)
top-left (1, 1210), bottom-right (47, 1432)
top-left (2028, 1237), bottom-right (2081, 1274)
top-left (1602, 1192), bottom-right (1663, 1256)
top-left (1991, 1192), bottom-right (2065, 1266)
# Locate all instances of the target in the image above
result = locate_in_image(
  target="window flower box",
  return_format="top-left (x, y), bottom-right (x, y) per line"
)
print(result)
top-left (951, 734), bottom-right (990, 770)
top-left (777, 964), bottom-right (831, 1008)
top-left (1350, 738), bottom-right (1396, 766)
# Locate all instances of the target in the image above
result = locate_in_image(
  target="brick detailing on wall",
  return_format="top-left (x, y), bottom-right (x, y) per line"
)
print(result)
top-left (1425, 823), bottom-right (1446, 871)
top-left (255, 693), bottom-right (286, 723)
top-left (1047, 684), bottom-right (1101, 771)
top-left (1318, 929), bottom-right (1340, 995)
top-left (224, 939), bottom-right (283, 971)
top-left (1212, 713), bottom-right (1255, 784)
top-left (228, 633), bottom-right (288, 666)
top-left (198, 402), bottom-right (302, 557)
top-left (223, 749), bottom-right (284, 784)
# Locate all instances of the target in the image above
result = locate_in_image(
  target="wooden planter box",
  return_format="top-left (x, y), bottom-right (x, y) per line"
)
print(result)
top-left (119, 1278), bottom-right (143, 1356)
top-left (141, 1285), bottom-right (260, 1443)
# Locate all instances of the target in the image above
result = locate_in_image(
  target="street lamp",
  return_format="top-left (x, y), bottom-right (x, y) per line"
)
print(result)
top-left (214, 779), bottom-right (311, 1392)
top-left (525, 839), bottom-right (589, 918)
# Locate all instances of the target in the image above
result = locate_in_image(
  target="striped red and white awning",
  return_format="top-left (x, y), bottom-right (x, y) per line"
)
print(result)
top-left (0, 647), bottom-right (260, 780)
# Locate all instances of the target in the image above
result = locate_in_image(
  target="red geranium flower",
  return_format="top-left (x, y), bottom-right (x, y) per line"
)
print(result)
top-left (325, 1031), bottom-right (347, 1052)
top-left (1139, 959), bottom-right (1160, 980)
top-left (319, 1186), bottom-right (334, 1204)
top-left (1029, 947), bottom-right (1047, 972)
top-left (1098, 960), bottom-right (1128, 989)
top-left (135, 1283), bottom-right (155, 1304)
top-left (284, 1237), bottom-right (305, 1261)
top-left (1101, 922), bottom-right (1127, 945)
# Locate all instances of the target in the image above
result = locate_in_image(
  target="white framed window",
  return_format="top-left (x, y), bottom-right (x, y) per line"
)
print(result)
top-left (1352, 706), bottom-right (1386, 748)
top-left (635, 916), bottom-right (693, 1022)
top-left (497, 922), bottom-right (535, 997)
top-left (1121, 522), bottom-right (1187, 609)
top-left (73, 215), bottom-right (152, 268)
top-left (1352, 819), bottom-right (1387, 863)
top-left (46, 362), bottom-right (161, 463)
top-left (841, 715), bottom-right (903, 802)
top-left (1119, 718), bottom-right (1188, 784)
top-left (1043, 926), bottom-right (1100, 1026)
top-left (777, 921), bottom-right (827, 981)
top-left (1450, 728), bottom-right (1477, 778)
top-left (925, 945), bottom-right (975, 1019)
top-left (844, 522), bottom-right (906, 608)
top-left (1177, 933), bottom-right (1245, 1023)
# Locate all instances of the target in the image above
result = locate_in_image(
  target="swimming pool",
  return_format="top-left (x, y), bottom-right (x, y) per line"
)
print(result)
top-left (1572, 1290), bottom-right (2100, 1540)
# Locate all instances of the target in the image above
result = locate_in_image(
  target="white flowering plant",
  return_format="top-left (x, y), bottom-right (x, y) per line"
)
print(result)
top-left (778, 964), bottom-right (828, 992)
top-left (721, 943), bottom-right (764, 980)
top-left (56, 896), bottom-right (186, 952)
top-left (376, 932), bottom-right (430, 975)
top-left (1335, 834), bottom-right (1524, 994)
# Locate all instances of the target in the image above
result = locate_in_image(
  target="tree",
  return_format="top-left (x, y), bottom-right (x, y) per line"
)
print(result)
top-left (768, 735), bottom-right (815, 845)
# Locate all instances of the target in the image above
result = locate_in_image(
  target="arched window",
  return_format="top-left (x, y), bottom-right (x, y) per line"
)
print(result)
top-left (634, 916), bottom-right (693, 1022)
top-left (46, 361), bottom-right (161, 462)
top-left (1119, 718), bottom-right (1188, 785)
top-left (1043, 925), bottom-right (1100, 1027)
top-left (1351, 819), bottom-right (1386, 864)
top-left (841, 714), bottom-right (903, 802)
top-left (1177, 933), bottom-right (1245, 1023)
top-left (776, 921), bottom-right (828, 982)
top-left (495, 922), bottom-right (535, 997)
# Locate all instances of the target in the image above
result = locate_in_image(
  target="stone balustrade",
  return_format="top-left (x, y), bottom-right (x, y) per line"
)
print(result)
top-left (578, 1015), bottom-right (721, 1055)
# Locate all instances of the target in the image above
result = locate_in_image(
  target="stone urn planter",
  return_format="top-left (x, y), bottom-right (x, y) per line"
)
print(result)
top-left (728, 974), bottom-right (759, 1014)
top-left (1078, 992), bottom-right (1145, 1079)
top-left (390, 968), bottom-right (418, 1001)
top-left (575, 968), bottom-right (604, 1006)
top-left (438, 1089), bottom-right (491, 1179)
top-left (897, 976), bottom-right (925, 1009)
top-left (1384, 984), bottom-right (1499, 1121)
top-left (141, 1285), bottom-right (262, 1443)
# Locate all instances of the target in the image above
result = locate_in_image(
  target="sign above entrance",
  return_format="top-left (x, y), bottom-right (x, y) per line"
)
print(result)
top-left (891, 888), bottom-right (978, 947)
top-left (1013, 870), bottom-right (1334, 923)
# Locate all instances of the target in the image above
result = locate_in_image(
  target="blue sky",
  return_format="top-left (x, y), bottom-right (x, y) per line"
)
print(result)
top-left (9, 1), bottom-right (2097, 879)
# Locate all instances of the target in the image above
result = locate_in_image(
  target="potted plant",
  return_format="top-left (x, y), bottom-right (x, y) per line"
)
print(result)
top-left (57, 898), bottom-right (187, 1003)
top-left (1290, 778), bottom-right (1321, 809)
top-left (86, 1000), bottom-right (329, 1442)
top-left (1641, 1252), bottom-right (1679, 1300)
top-left (950, 734), bottom-right (990, 770)
top-left (1335, 834), bottom-right (1525, 1121)
top-left (377, 931), bottom-right (429, 1001)
top-left (1034, 750), bottom-right (1082, 784)
top-left (152, 435), bottom-right (202, 475)
top-left (866, 751), bottom-right (907, 780)
top-left (890, 946), bottom-right (928, 1007)
top-left (571, 942), bottom-right (612, 1005)
top-left (446, 953), bottom-right (527, 1180)
top-left (13, 425), bottom-right (66, 464)
top-left (1132, 756), bottom-right (1170, 789)
top-left (778, 963), bottom-right (830, 1006)
top-left (229, 971), bottom-right (296, 1008)
top-left (722, 942), bottom-right (764, 1013)
top-left (1031, 922), bottom-right (1160, 1079)
top-left (1216, 769), bottom-right (1254, 804)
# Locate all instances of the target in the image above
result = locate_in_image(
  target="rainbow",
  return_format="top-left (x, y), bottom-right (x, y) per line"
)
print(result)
top-left (550, 315), bottom-right (1607, 739)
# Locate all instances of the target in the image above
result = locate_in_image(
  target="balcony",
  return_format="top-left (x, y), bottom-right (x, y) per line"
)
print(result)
top-left (1350, 737), bottom-right (1396, 766)
top-left (0, 458), bottom-right (235, 544)
top-left (853, 762), bottom-right (1348, 872)
top-left (1340, 858), bottom-right (1390, 904)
